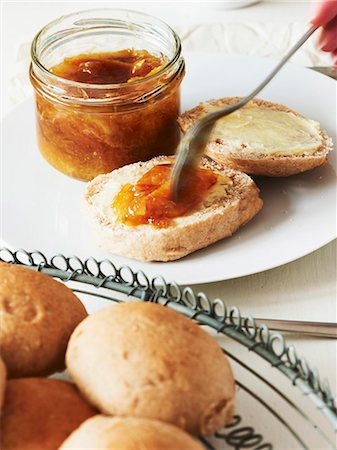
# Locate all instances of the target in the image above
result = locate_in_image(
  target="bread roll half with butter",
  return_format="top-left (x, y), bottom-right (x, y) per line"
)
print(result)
top-left (179, 98), bottom-right (332, 177)
top-left (84, 156), bottom-right (263, 261)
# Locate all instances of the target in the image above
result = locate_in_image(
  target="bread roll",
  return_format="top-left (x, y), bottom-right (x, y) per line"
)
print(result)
top-left (66, 302), bottom-right (235, 436)
top-left (60, 415), bottom-right (204, 450)
top-left (84, 155), bottom-right (263, 261)
top-left (0, 262), bottom-right (87, 377)
top-left (0, 378), bottom-right (96, 450)
top-left (0, 356), bottom-right (6, 413)
top-left (179, 98), bottom-right (332, 177)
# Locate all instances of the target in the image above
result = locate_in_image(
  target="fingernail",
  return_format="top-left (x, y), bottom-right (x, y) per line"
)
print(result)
top-left (321, 43), bottom-right (332, 52)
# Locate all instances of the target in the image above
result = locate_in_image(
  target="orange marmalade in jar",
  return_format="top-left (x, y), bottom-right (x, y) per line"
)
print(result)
top-left (30, 9), bottom-right (185, 181)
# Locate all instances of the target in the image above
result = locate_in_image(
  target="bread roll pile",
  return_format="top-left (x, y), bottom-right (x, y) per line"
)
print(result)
top-left (0, 263), bottom-right (95, 449)
top-left (0, 262), bottom-right (236, 449)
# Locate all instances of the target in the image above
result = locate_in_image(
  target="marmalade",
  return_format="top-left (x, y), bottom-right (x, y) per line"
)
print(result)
top-left (112, 164), bottom-right (218, 228)
top-left (50, 50), bottom-right (163, 84)
top-left (31, 49), bottom-right (183, 181)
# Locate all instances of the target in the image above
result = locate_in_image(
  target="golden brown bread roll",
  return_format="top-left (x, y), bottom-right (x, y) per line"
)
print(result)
top-left (66, 302), bottom-right (235, 436)
top-left (0, 377), bottom-right (96, 450)
top-left (0, 262), bottom-right (87, 377)
top-left (60, 415), bottom-right (205, 450)
top-left (0, 356), bottom-right (6, 413)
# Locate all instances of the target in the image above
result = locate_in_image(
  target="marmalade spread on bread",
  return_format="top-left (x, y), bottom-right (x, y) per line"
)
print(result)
top-left (112, 163), bottom-right (218, 228)
top-left (32, 49), bottom-right (182, 181)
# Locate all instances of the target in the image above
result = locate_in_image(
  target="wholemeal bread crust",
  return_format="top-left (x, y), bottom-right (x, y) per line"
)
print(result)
top-left (178, 97), bottom-right (332, 177)
top-left (0, 378), bottom-right (96, 450)
top-left (84, 156), bottom-right (263, 262)
top-left (60, 415), bottom-right (204, 450)
top-left (0, 357), bottom-right (6, 413)
top-left (66, 302), bottom-right (236, 437)
top-left (0, 262), bottom-right (87, 377)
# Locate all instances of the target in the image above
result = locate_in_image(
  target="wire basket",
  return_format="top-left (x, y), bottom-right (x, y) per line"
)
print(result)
top-left (1, 248), bottom-right (336, 450)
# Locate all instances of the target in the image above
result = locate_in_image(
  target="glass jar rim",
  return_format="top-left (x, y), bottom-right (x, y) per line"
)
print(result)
top-left (30, 7), bottom-right (182, 90)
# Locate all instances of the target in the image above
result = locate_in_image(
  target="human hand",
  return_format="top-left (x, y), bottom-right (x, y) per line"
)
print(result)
top-left (311, 0), bottom-right (337, 64)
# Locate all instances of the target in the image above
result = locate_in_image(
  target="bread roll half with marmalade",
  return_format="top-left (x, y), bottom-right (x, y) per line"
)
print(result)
top-left (84, 156), bottom-right (263, 261)
top-left (178, 98), bottom-right (332, 177)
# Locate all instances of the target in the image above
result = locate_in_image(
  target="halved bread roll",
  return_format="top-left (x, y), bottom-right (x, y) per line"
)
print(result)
top-left (178, 98), bottom-right (332, 177)
top-left (84, 156), bottom-right (263, 261)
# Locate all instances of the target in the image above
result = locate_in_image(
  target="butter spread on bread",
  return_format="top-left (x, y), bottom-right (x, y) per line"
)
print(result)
top-left (209, 107), bottom-right (322, 156)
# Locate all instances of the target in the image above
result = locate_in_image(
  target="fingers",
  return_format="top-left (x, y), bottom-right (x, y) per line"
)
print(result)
top-left (317, 15), bottom-right (337, 53)
top-left (311, 0), bottom-right (337, 27)
top-left (332, 49), bottom-right (337, 66)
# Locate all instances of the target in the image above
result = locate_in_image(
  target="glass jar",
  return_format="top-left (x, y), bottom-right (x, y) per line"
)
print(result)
top-left (30, 9), bottom-right (185, 181)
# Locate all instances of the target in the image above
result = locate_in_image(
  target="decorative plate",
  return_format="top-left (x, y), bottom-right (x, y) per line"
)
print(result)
top-left (1, 248), bottom-right (336, 449)
top-left (2, 54), bottom-right (336, 284)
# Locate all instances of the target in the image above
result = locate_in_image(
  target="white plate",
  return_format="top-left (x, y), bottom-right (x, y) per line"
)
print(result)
top-left (2, 53), bottom-right (336, 285)
top-left (203, 0), bottom-right (261, 10)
